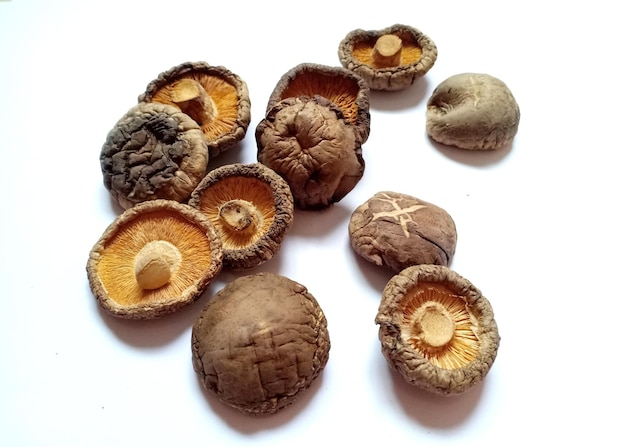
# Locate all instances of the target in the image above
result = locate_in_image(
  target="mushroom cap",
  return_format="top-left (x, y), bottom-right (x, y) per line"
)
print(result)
top-left (86, 199), bottom-right (223, 319)
top-left (139, 61), bottom-right (251, 158)
top-left (376, 264), bottom-right (500, 395)
top-left (188, 163), bottom-right (294, 270)
top-left (100, 102), bottom-right (209, 210)
top-left (191, 272), bottom-right (330, 415)
top-left (426, 72), bottom-right (520, 150)
top-left (338, 24), bottom-right (438, 91)
top-left (265, 62), bottom-right (370, 145)
top-left (256, 96), bottom-right (365, 210)
top-left (348, 191), bottom-right (457, 272)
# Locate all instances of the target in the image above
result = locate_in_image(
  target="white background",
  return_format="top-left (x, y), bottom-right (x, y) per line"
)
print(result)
top-left (1, 1), bottom-right (624, 445)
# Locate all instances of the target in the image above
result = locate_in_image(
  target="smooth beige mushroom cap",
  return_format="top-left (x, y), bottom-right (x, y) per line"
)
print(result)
top-left (426, 72), bottom-right (520, 150)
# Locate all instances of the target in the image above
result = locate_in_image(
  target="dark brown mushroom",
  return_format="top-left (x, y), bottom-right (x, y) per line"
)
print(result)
top-left (265, 62), bottom-right (370, 145)
top-left (256, 96), bottom-right (365, 210)
top-left (86, 199), bottom-right (223, 319)
top-left (376, 264), bottom-right (500, 395)
top-left (349, 191), bottom-right (457, 272)
top-left (100, 102), bottom-right (209, 210)
top-left (188, 163), bottom-right (294, 270)
top-left (139, 61), bottom-right (251, 158)
top-left (338, 24), bottom-right (438, 91)
top-left (191, 272), bottom-right (331, 415)
top-left (426, 72), bottom-right (520, 150)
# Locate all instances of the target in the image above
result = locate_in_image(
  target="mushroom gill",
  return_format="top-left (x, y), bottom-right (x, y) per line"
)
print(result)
top-left (400, 282), bottom-right (479, 370)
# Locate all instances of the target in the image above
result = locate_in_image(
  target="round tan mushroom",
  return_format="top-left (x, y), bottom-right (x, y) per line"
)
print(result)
top-left (100, 102), bottom-right (209, 210)
top-left (188, 163), bottom-right (294, 270)
top-left (191, 272), bottom-right (330, 415)
top-left (265, 62), bottom-right (371, 145)
top-left (338, 24), bottom-right (438, 91)
top-left (86, 200), bottom-right (223, 319)
top-left (376, 264), bottom-right (500, 395)
top-left (348, 191), bottom-right (457, 272)
top-left (426, 72), bottom-right (520, 150)
top-left (139, 61), bottom-right (251, 158)
top-left (256, 96), bottom-right (365, 210)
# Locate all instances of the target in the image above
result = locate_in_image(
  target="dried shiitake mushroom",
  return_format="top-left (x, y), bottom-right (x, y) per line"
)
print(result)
top-left (188, 163), bottom-right (294, 270)
top-left (139, 61), bottom-right (251, 158)
top-left (256, 96), bottom-right (365, 210)
top-left (265, 62), bottom-right (371, 145)
top-left (426, 72), bottom-right (520, 150)
top-left (349, 191), bottom-right (457, 272)
top-left (376, 264), bottom-right (500, 395)
top-left (191, 272), bottom-right (330, 415)
top-left (86, 199), bottom-right (223, 319)
top-left (100, 102), bottom-right (209, 210)
top-left (338, 24), bottom-right (438, 91)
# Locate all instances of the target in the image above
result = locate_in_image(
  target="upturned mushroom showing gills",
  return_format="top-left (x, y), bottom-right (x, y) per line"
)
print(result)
top-left (264, 62), bottom-right (371, 145)
top-left (139, 61), bottom-right (251, 158)
top-left (191, 272), bottom-right (331, 415)
top-left (256, 96), bottom-right (365, 210)
top-left (86, 200), bottom-right (223, 319)
top-left (100, 102), bottom-right (209, 210)
top-left (188, 163), bottom-right (294, 270)
top-left (338, 24), bottom-right (438, 91)
top-left (376, 264), bottom-right (500, 395)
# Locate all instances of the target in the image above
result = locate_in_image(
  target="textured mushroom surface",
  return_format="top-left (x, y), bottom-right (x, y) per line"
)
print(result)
top-left (188, 163), bottom-right (294, 270)
top-left (349, 191), bottom-right (456, 272)
top-left (376, 264), bottom-right (500, 395)
top-left (426, 73), bottom-right (520, 150)
top-left (86, 200), bottom-right (223, 319)
top-left (265, 62), bottom-right (370, 145)
top-left (338, 24), bottom-right (438, 91)
top-left (191, 272), bottom-right (330, 415)
top-left (100, 102), bottom-right (208, 210)
top-left (139, 61), bottom-right (251, 157)
top-left (256, 96), bottom-right (365, 210)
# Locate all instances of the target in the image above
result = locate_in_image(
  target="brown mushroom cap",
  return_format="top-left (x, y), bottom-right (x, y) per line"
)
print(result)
top-left (338, 24), bottom-right (438, 91)
top-left (139, 61), bottom-right (251, 158)
top-left (191, 272), bottom-right (330, 415)
top-left (348, 191), bottom-right (457, 272)
top-left (265, 62), bottom-right (370, 145)
top-left (376, 264), bottom-right (500, 395)
top-left (256, 96), bottom-right (365, 210)
top-left (188, 163), bottom-right (294, 270)
top-left (100, 102), bottom-right (209, 210)
top-left (86, 200), bottom-right (223, 319)
top-left (426, 72), bottom-right (520, 150)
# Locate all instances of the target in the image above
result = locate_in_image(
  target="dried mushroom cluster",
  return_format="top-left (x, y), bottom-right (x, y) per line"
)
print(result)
top-left (87, 20), bottom-right (512, 419)
top-left (256, 63), bottom-right (370, 209)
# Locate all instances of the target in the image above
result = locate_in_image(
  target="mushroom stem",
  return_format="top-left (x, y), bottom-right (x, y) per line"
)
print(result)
top-left (168, 78), bottom-right (215, 125)
top-left (372, 34), bottom-right (403, 67)
top-left (218, 199), bottom-right (263, 233)
top-left (414, 303), bottom-right (455, 348)
top-left (134, 240), bottom-right (182, 290)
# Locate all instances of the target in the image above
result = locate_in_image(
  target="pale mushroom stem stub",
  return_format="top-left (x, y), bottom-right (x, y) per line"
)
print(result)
top-left (218, 200), bottom-right (262, 234)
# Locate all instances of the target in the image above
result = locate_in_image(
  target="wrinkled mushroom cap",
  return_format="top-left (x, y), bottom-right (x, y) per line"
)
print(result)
top-left (256, 96), bottom-right (365, 210)
top-left (349, 191), bottom-right (457, 272)
top-left (265, 62), bottom-right (370, 145)
top-left (188, 163), bottom-right (294, 270)
top-left (376, 264), bottom-right (500, 395)
top-left (100, 102), bottom-right (209, 210)
top-left (86, 200), bottom-right (223, 319)
top-left (426, 72), bottom-right (520, 150)
top-left (338, 24), bottom-right (438, 91)
top-left (139, 61), bottom-right (251, 158)
top-left (191, 272), bottom-right (330, 415)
